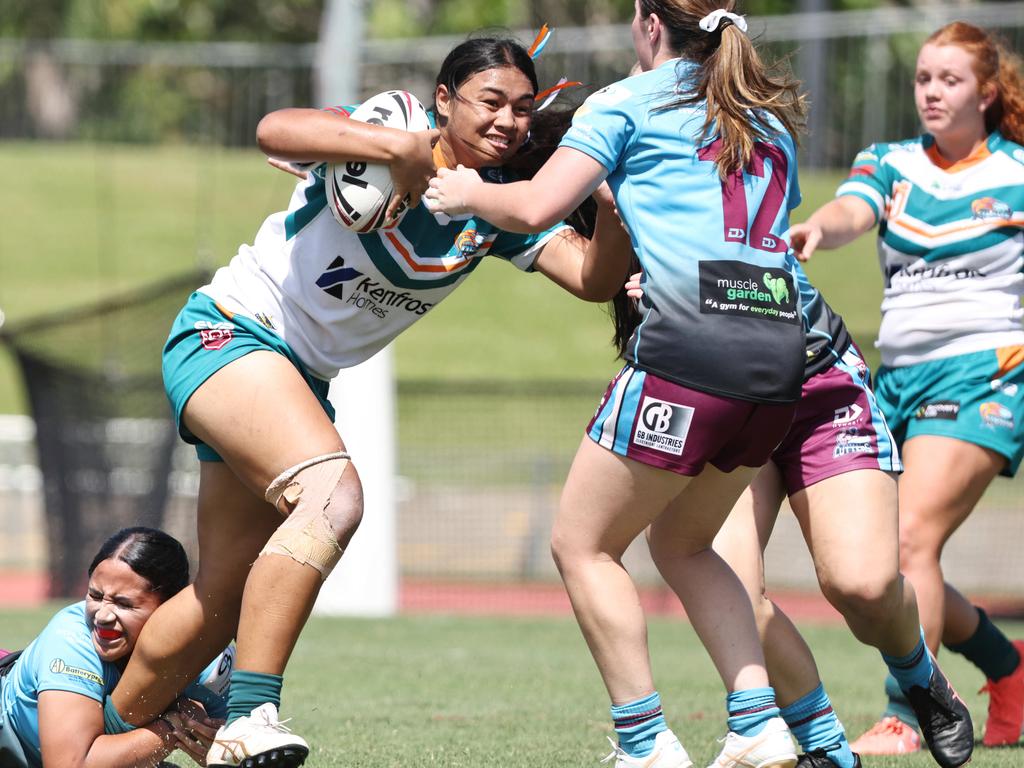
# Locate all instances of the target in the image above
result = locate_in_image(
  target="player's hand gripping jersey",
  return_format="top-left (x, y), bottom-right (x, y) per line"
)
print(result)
top-left (561, 60), bottom-right (805, 403)
top-left (838, 131), bottom-right (1024, 367)
top-left (201, 108), bottom-right (568, 381)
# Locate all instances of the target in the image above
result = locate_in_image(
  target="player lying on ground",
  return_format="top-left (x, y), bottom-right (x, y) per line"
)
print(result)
top-left (0, 527), bottom-right (230, 768)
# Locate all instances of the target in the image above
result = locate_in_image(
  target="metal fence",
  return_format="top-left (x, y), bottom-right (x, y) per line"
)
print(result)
top-left (2, 3), bottom-right (1023, 165)
top-left (3, 384), bottom-right (1024, 603)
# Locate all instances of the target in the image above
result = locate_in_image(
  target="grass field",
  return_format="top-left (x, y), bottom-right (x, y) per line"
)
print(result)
top-left (0, 141), bottom-right (884, 415)
top-left (2, 604), bottom-right (1022, 767)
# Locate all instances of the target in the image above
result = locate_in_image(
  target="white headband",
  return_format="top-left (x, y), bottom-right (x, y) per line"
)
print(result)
top-left (699, 9), bottom-right (748, 33)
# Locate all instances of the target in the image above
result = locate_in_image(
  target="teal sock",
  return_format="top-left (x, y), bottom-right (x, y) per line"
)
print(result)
top-left (611, 692), bottom-right (667, 758)
top-left (780, 684), bottom-right (856, 768)
top-left (945, 607), bottom-right (1020, 681)
top-left (102, 697), bottom-right (138, 734)
top-left (727, 687), bottom-right (780, 737)
top-left (226, 669), bottom-right (283, 726)
top-left (882, 673), bottom-right (920, 729)
top-left (882, 628), bottom-right (933, 693)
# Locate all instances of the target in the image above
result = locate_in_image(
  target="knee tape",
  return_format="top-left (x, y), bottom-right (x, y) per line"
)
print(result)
top-left (260, 451), bottom-right (352, 579)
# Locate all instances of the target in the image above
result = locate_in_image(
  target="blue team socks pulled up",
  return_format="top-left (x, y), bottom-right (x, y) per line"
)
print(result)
top-left (780, 684), bottom-right (857, 768)
top-left (727, 687), bottom-right (780, 737)
top-left (881, 628), bottom-right (933, 694)
top-left (226, 669), bottom-right (284, 726)
top-left (611, 692), bottom-right (668, 757)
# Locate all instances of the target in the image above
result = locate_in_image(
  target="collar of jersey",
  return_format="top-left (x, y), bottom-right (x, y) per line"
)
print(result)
top-left (924, 131), bottom-right (994, 173)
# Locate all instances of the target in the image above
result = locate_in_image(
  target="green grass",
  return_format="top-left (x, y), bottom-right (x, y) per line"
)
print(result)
top-left (0, 141), bottom-right (883, 415)
top-left (2, 604), bottom-right (1022, 766)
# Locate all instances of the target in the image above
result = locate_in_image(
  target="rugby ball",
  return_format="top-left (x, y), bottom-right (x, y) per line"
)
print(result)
top-left (326, 90), bottom-right (431, 233)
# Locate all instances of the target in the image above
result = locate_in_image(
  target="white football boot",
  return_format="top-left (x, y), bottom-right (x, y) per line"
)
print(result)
top-left (707, 717), bottom-right (798, 768)
top-left (601, 729), bottom-right (694, 768)
top-left (206, 703), bottom-right (309, 767)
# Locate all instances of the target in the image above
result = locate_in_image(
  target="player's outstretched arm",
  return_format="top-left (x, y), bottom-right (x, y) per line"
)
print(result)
top-left (533, 183), bottom-right (633, 302)
top-left (789, 196), bottom-right (876, 262)
top-left (425, 146), bottom-right (606, 234)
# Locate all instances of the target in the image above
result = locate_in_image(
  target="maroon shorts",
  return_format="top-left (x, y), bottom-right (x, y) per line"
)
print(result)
top-left (771, 345), bottom-right (901, 494)
top-left (587, 365), bottom-right (796, 476)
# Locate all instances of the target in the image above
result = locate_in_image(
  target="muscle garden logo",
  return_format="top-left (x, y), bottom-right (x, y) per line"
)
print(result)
top-left (699, 261), bottom-right (799, 324)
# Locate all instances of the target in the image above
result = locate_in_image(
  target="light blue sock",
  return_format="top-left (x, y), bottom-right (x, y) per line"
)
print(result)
top-left (881, 628), bottom-right (933, 694)
top-left (780, 684), bottom-right (856, 768)
top-left (882, 673), bottom-right (920, 730)
top-left (727, 687), bottom-right (780, 737)
top-left (611, 692), bottom-right (668, 758)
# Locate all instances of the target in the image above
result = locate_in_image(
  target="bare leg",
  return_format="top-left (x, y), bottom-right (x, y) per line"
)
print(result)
top-left (897, 436), bottom-right (1004, 651)
top-left (114, 351), bottom-right (361, 723)
top-left (551, 438), bottom-right (693, 703)
top-left (113, 462), bottom-right (280, 722)
top-left (713, 463), bottom-right (822, 705)
top-left (791, 469), bottom-right (920, 657)
top-left (647, 463), bottom-right (770, 693)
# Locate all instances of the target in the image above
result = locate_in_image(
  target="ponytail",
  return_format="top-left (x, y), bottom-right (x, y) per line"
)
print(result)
top-left (639, 0), bottom-right (806, 178)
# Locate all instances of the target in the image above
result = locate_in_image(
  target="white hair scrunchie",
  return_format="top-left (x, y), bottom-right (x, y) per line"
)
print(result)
top-left (699, 9), bottom-right (748, 33)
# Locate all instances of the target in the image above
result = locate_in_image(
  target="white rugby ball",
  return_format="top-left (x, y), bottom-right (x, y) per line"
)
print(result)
top-left (326, 90), bottom-right (431, 233)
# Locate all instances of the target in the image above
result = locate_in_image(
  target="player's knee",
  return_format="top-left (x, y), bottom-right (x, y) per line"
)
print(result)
top-left (260, 451), bottom-right (364, 579)
top-left (821, 572), bottom-right (900, 623)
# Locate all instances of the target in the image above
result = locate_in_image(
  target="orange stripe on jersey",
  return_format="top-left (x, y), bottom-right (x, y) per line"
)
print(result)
top-left (384, 231), bottom-right (473, 273)
top-left (432, 142), bottom-right (450, 171)
top-left (213, 301), bottom-right (235, 320)
top-left (996, 345), bottom-right (1024, 377)
top-left (925, 141), bottom-right (991, 173)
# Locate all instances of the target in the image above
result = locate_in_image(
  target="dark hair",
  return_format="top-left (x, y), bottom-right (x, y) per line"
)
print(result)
top-left (610, 253), bottom-right (644, 358)
top-left (433, 37), bottom-right (540, 118)
top-left (88, 527), bottom-right (189, 601)
top-left (433, 36), bottom-right (596, 236)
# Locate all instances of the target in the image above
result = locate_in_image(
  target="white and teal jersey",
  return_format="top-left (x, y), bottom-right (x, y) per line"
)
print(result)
top-left (202, 107), bottom-right (568, 380)
top-left (0, 602), bottom-right (228, 767)
top-left (837, 131), bottom-right (1024, 367)
top-left (561, 59), bottom-right (805, 403)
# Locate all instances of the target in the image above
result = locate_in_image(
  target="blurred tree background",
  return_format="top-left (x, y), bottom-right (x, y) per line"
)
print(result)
top-left (1, 0), bottom-right (904, 43)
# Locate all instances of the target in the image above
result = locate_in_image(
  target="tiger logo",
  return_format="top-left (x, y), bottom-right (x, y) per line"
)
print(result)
top-left (455, 229), bottom-right (485, 257)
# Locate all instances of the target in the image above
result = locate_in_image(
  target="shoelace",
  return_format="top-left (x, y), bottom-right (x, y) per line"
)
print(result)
top-left (253, 712), bottom-right (296, 735)
top-left (600, 737), bottom-right (627, 764)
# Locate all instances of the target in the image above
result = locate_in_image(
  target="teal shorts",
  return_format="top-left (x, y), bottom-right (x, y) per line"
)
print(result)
top-left (875, 345), bottom-right (1024, 477)
top-left (162, 292), bottom-right (334, 462)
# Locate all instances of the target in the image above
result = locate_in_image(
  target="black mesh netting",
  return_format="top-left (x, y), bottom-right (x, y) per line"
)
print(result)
top-left (1, 271), bottom-right (206, 596)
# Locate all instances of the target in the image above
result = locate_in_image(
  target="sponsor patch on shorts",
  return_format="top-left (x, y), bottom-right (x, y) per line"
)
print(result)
top-left (832, 403), bottom-right (864, 426)
top-left (195, 320), bottom-right (235, 351)
top-left (632, 396), bottom-right (694, 456)
top-left (915, 400), bottom-right (960, 420)
top-left (833, 429), bottom-right (874, 457)
top-left (980, 401), bottom-right (1014, 430)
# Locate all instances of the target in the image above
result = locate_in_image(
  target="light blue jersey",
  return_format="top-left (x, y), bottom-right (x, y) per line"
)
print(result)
top-left (0, 602), bottom-right (228, 767)
top-left (561, 59), bottom-right (805, 403)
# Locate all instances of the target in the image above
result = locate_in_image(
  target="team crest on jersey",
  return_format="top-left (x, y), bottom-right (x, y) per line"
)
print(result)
top-left (454, 229), bottom-right (486, 257)
top-left (980, 401), bottom-right (1014, 429)
top-left (632, 396), bottom-right (693, 456)
top-left (195, 320), bottom-right (235, 351)
top-left (971, 196), bottom-right (1012, 221)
